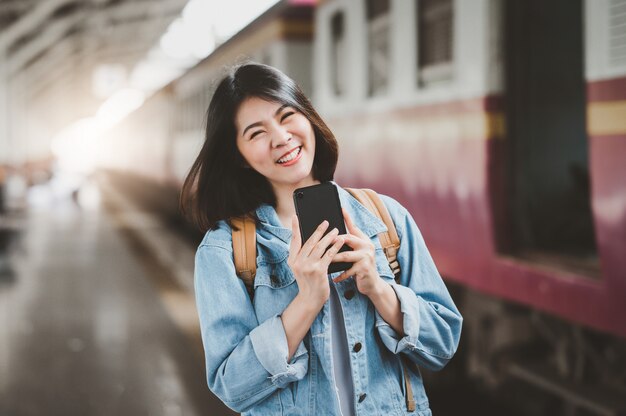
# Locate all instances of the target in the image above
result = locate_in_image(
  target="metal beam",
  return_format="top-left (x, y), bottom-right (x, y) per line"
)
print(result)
top-left (0, 0), bottom-right (33, 15)
top-left (91, 42), bottom-right (156, 63)
top-left (13, 19), bottom-right (169, 84)
top-left (102, 0), bottom-right (186, 22)
top-left (7, 12), bottom-right (85, 77)
top-left (18, 36), bottom-right (154, 104)
top-left (13, 41), bottom-right (76, 101)
top-left (8, 0), bottom-right (188, 107)
top-left (8, 4), bottom-right (177, 77)
top-left (0, 0), bottom-right (77, 53)
top-left (86, 13), bottom-right (174, 42)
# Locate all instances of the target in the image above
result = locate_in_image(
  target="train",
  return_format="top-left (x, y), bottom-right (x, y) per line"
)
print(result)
top-left (98, 0), bottom-right (626, 413)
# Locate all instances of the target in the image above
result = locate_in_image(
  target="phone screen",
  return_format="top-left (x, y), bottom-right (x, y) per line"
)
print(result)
top-left (293, 182), bottom-right (352, 274)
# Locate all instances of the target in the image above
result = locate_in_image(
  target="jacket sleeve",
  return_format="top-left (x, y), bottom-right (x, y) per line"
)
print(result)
top-left (374, 198), bottom-right (463, 371)
top-left (194, 239), bottom-right (308, 412)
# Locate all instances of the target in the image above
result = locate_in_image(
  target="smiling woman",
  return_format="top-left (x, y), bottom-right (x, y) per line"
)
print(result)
top-left (180, 63), bottom-right (462, 416)
top-left (180, 63), bottom-right (337, 232)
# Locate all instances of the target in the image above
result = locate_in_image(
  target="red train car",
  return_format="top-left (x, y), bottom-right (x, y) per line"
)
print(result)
top-left (314, 0), bottom-right (626, 335)
top-left (312, 0), bottom-right (626, 410)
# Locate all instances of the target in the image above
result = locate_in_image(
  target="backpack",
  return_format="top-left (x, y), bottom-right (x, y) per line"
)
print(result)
top-left (231, 188), bottom-right (416, 412)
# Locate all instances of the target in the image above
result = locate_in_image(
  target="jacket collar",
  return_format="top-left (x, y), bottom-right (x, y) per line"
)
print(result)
top-left (254, 182), bottom-right (387, 243)
top-left (255, 204), bottom-right (292, 244)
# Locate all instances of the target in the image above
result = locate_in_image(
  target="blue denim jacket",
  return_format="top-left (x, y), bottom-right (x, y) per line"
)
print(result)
top-left (194, 184), bottom-right (463, 415)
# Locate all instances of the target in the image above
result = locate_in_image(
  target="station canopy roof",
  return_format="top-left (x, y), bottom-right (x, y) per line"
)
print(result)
top-left (0, 0), bottom-right (188, 95)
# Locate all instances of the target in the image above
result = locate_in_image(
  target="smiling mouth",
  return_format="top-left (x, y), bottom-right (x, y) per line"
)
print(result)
top-left (276, 146), bottom-right (302, 164)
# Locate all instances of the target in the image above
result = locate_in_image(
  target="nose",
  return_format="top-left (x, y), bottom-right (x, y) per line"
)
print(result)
top-left (271, 125), bottom-right (291, 148)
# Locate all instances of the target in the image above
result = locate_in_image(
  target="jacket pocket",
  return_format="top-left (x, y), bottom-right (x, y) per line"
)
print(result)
top-left (254, 262), bottom-right (296, 289)
top-left (253, 262), bottom-right (298, 322)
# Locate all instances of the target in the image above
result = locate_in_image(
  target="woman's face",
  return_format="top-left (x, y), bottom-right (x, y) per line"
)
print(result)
top-left (235, 96), bottom-right (316, 190)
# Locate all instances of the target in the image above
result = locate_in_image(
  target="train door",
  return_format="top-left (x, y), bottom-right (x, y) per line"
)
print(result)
top-left (504, 0), bottom-right (597, 270)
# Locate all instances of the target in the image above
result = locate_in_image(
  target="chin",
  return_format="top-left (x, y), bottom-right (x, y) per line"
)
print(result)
top-left (275, 170), bottom-right (314, 187)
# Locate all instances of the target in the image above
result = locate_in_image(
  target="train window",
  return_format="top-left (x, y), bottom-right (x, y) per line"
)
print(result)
top-left (503, 0), bottom-right (597, 272)
top-left (366, 0), bottom-right (390, 97)
top-left (416, 0), bottom-right (453, 85)
top-left (330, 11), bottom-right (346, 96)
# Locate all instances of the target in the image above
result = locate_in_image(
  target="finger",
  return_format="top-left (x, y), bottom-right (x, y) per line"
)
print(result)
top-left (301, 220), bottom-right (329, 257)
top-left (333, 265), bottom-right (358, 283)
top-left (330, 250), bottom-right (362, 264)
top-left (311, 227), bottom-right (339, 259)
top-left (342, 208), bottom-right (367, 238)
top-left (339, 233), bottom-right (369, 250)
top-left (288, 215), bottom-right (301, 260)
top-left (322, 236), bottom-right (345, 265)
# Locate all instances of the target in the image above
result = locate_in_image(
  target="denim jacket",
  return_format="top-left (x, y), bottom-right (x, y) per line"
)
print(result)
top-left (194, 184), bottom-right (463, 415)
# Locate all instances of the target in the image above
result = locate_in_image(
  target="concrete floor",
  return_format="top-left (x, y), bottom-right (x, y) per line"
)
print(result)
top-left (0, 179), bottom-right (234, 416)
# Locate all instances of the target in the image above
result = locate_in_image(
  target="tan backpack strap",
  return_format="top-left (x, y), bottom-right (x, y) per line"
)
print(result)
top-left (345, 188), bottom-right (401, 279)
top-left (231, 216), bottom-right (257, 298)
top-left (401, 356), bottom-right (416, 412)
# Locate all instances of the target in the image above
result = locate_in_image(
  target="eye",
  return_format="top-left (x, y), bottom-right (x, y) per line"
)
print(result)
top-left (281, 111), bottom-right (295, 122)
top-left (249, 130), bottom-right (264, 140)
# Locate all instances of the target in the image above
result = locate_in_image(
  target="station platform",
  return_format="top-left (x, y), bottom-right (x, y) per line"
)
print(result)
top-left (0, 175), bottom-right (235, 416)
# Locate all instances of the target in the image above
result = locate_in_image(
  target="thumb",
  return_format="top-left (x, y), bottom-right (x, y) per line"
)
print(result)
top-left (289, 214), bottom-right (302, 253)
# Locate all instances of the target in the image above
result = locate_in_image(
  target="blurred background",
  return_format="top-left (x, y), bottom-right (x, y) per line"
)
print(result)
top-left (1, 0), bottom-right (626, 415)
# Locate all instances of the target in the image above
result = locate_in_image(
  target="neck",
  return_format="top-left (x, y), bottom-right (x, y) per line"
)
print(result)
top-left (272, 177), bottom-right (321, 224)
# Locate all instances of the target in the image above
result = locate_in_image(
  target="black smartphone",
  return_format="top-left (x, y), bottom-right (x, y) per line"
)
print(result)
top-left (293, 182), bottom-right (352, 274)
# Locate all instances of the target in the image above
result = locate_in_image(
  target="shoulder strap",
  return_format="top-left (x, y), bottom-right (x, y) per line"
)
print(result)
top-left (345, 188), bottom-right (401, 280)
top-left (231, 216), bottom-right (257, 298)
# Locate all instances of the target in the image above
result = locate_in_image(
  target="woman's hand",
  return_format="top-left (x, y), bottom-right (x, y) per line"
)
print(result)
top-left (288, 215), bottom-right (345, 309)
top-left (331, 209), bottom-right (386, 298)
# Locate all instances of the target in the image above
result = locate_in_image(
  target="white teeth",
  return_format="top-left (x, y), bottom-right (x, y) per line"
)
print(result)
top-left (277, 147), bottom-right (301, 164)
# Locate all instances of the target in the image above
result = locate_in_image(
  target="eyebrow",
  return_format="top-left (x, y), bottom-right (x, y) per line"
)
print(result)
top-left (242, 104), bottom-right (290, 136)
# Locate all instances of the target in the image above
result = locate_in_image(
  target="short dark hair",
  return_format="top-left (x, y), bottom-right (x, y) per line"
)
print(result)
top-left (180, 63), bottom-right (339, 231)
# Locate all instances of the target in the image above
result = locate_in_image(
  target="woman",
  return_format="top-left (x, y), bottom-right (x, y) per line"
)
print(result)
top-left (181, 63), bottom-right (462, 415)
